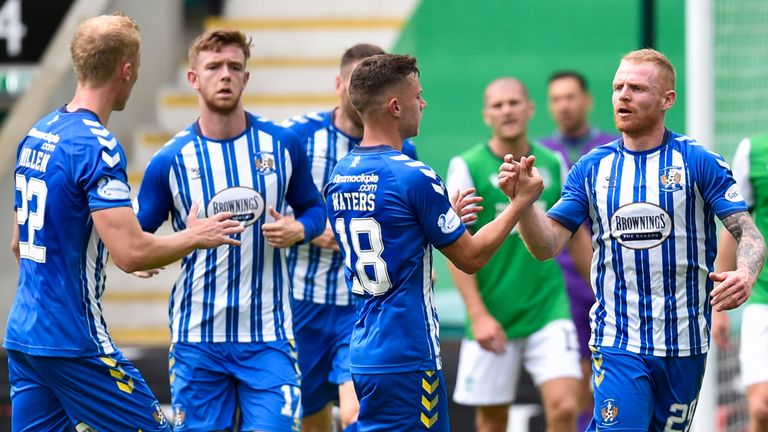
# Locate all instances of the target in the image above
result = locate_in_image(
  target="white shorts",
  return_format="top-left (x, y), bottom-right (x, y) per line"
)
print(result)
top-left (740, 304), bottom-right (768, 387)
top-left (453, 319), bottom-right (582, 406)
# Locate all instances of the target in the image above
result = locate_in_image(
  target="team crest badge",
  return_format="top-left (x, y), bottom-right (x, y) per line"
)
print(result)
top-left (254, 152), bottom-right (276, 175)
top-left (600, 398), bottom-right (620, 426)
top-left (173, 404), bottom-right (186, 428)
top-left (660, 166), bottom-right (683, 192)
top-left (152, 401), bottom-right (168, 426)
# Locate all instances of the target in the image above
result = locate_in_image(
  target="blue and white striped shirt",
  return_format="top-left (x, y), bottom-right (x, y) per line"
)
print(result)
top-left (136, 113), bottom-right (325, 343)
top-left (284, 110), bottom-right (417, 306)
top-left (6, 107), bottom-right (132, 357)
top-left (548, 130), bottom-right (747, 357)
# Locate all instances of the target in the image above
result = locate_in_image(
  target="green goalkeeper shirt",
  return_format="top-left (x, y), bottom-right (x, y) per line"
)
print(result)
top-left (731, 133), bottom-right (768, 305)
top-left (446, 141), bottom-right (572, 339)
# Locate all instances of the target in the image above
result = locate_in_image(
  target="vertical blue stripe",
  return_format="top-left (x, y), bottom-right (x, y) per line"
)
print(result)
top-left (194, 137), bottom-right (218, 343)
top-left (221, 142), bottom-right (241, 341)
top-left (250, 126), bottom-right (265, 341)
top-left (272, 134), bottom-right (287, 340)
top-left (684, 145), bottom-right (701, 354)
top-left (591, 166), bottom-right (608, 347)
top-left (659, 144), bottom-right (679, 356)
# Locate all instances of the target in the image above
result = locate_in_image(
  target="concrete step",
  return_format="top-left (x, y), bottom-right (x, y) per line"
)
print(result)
top-left (222, 0), bottom-right (418, 20)
top-left (203, 17), bottom-right (403, 59)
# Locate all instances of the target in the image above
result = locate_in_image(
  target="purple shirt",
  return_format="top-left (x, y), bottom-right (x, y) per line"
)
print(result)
top-left (540, 127), bottom-right (618, 307)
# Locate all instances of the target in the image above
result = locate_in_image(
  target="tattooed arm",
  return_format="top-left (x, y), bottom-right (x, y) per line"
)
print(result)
top-left (709, 211), bottom-right (766, 311)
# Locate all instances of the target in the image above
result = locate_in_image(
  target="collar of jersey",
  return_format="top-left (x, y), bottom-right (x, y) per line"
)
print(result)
top-left (192, 112), bottom-right (253, 142)
top-left (350, 144), bottom-right (398, 154)
top-left (59, 105), bottom-right (100, 122)
top-left (618, 129), bottom-right (671, 156)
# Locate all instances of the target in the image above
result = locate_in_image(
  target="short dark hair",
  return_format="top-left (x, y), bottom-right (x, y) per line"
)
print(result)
top-left (340, 43), bottom-right (385, 70)
top-left (349, 54), bottom-right (419, 116)
top-left (548, 70), bottom-right (588, 92)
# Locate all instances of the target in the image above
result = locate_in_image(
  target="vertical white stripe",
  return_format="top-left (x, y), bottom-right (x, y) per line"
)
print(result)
top-left (618, 157), bottom-right (642, 350)
top-left (86, 227), bottom-right (114, 354)
top-left (311, 128), bottom-right (329, 191)
top-left (180, 143), bottom-right (206, 343)
top-left (693, 186), bottom-right (710, 352)
top-left (234, 136), bottom-right (256, 339)
top-left (672, 150), bottom-right (692, 353)
top-left (259, 131), bottom-right (277, 341)
top-left (205, 141), bottom-right (231, 341)
top-left (422, 247), bottom-right (441, 369)
top-left (646, 152), bottom-right (668, 351)
top-left (334, 263), bottom-right (347, 305)
top-left (594, 155), bottom-right (617, 347)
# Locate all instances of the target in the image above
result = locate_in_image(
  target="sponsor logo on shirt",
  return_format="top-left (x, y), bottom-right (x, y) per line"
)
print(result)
top-left (660, 165), bottom-right (684, 192)
top-left (437, 208), bottom-right (460, 234)
top-left (599, 398), bottom-right (620, 426)
top-left (724, 184), bottom-right (744, 203)
top-left (205, 186), bottom-right (265, 226)
top-left (96, 177), bottom-right (131, 200)
top-left (610, 202), bottom-right (672, 249)
top-left (254, 151), bottom-right (276, 175)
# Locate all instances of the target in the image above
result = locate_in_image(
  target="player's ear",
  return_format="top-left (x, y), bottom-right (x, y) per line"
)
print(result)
top-left (243, 70), bottom-right (250, 87)
top-left (387, 97), bottom-right (401, 117)
top-left (120, 60), bottom-right (132, 82)
top-left (187, 69), bottom-right (199, 89)
top-left (662, 89), bottom-right (676, 112)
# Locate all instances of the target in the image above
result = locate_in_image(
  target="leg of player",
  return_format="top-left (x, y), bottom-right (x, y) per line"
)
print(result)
top-left (539, 377), bottom-right (580, 432)
top-left (301, 403), bottom-right (333, 432)
top-left (747, 382), bottom-right (768, 432)
top-left (578, 358), bottom-right (594, 426)
top-left (338, 380), bottom-right (360, 431)
top-left (476, 405), bottom-right (509, 432)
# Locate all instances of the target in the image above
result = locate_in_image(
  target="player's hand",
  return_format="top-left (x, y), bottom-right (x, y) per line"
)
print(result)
top-left (711, 310), bottom-right (730, 349)
top-left (187, 202), bottom-right (244, 248)
top-left (450, 187), bottom-right (483, 224)
top-left (497, 154), bottom-right (519, 198)
top-left (471, 313), bottom-right (507, 354)
top-left (512, 155), bottom-right (544, 206)
top-left (709, 268), bottom-right (754, 311)
top-left (262, 207), bottom-right (305, 248)
top-left (132, 268), bottom-right (163, 279)
top-left (310, 222), bottom-right (341, 251)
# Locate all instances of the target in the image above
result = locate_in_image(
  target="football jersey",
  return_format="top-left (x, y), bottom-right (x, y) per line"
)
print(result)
top-left (325, 145), bottom-right (465, 373)
top-left (540, 127), bottom-right (618, 308)
top-left (730, 134), bottom-right (768, 306)
top-left (446, 141), bottom-right (571, 338)
top-left (5, 107), bottom-right (133, 357)
top-left (548, 130), bottom-right (748, 357)
top-left (284, 110), bottom-right (418, 306)
top-left (135, 113), bottom-right (325, 344)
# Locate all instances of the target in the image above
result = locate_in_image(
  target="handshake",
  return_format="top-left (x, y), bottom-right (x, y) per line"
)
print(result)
top-left (497, 153), bottom-right (545, 205)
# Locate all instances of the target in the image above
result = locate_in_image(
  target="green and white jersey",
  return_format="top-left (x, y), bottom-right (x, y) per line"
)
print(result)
top-left (446, 141), bottom-right (571, 339)
top-left (731, 134), bottom-right (768, 305)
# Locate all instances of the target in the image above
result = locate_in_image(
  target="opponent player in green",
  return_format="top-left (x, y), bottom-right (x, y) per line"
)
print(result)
top-left (713, 133), bottom-right (768, 432)
top-left (446, 77), bottom-right (591, 432)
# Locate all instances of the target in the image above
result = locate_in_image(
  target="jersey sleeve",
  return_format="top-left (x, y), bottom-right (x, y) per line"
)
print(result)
top-left (445, 156), bottom-right (477, 227)
top-left (73, 133), bottom-right (133, 212)
top-left (547, 156), bottom-right (590, 233)
top-left (135, 148), bottom-right (176, 233)
top-left (284, 129), bottom-right (326, 242)
top-left (403, 166), bottom-right (466, 249)
top-left (730, 137), bottom-right (754, 209)
top-left (692, 145), bottom-right (748, 219)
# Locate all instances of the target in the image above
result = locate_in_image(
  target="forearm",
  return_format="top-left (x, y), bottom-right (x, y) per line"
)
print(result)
top-left (518, 205), bottom-right (569, 260)
top-left (724, 211), bottom-right (766, 284)
top-left (715, 230), bottom-right (738, 272)
top-left (462, 199), bottom-right (526, 271)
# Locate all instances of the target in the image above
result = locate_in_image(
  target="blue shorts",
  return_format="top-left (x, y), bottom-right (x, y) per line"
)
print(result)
top-left (353, 370), bottom-right (449, 432)
top-left (588, 346), bottom-right (707, 431)
top-left (169, 341), bottom-right (301, 431)
top-left (7, 348), bottom-right (170, 431)
top-left (293, 299), bottom-right (355, 416)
